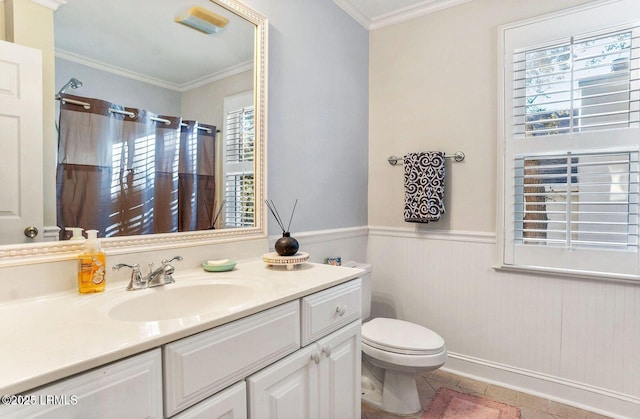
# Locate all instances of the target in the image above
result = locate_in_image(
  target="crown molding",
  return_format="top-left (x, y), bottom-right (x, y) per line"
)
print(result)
top-left (333, 0), bottom-right (474, 31)
top-left (181, 60), bottom-right (254, 91)
top-left (55, 49), bottom-right (253, 92)
top-left (371, 0), bottom-right (474, 30)
top-left (31, 0), bottom-right (66, 11)
top-left (332, 0), bottom-right (373, 29)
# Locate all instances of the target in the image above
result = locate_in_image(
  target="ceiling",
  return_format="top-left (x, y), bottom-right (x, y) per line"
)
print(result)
top-left (54, 0), bottom-right (255, 91)
top-left (53, 0), bottom-right (471, 90)
top-left (332, 0), bottom-right (474, 30)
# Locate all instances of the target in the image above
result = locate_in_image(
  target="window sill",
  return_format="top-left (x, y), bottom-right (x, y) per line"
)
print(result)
top-left (493, 264), bottom-right (640, 285)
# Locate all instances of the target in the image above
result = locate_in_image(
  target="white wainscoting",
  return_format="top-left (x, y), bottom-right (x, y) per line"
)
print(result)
top-left (368, 226), bottom-right (640, 419)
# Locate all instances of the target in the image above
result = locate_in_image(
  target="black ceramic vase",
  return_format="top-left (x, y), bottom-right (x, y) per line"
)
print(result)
top-left (275, 232), bottom-right (299, 256)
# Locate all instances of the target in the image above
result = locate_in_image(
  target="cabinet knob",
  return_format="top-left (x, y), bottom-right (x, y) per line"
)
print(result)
top-left (336, 304), bottom-right (347, 316)
top-left (311, 352), bottom-right (321, 365)
top-left (322, 345), bottom-right (332, 358)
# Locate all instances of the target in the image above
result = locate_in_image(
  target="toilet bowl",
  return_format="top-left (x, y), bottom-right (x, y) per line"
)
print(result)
top-left (345, 262), bottom-right (447, 415)
top-left (361, 317), bottom-right (446, 414)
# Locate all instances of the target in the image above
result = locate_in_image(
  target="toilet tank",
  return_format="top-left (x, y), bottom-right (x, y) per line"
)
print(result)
top-left (343, 261), bottom-right (372, 320)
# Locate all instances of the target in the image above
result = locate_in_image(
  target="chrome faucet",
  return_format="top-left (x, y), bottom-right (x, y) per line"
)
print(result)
top-left (146, 256), bottom-right (183, 288)
top-left (112, 263), bottom-right (146, 291)
top-left (113, 256), bottom-right (183, 291)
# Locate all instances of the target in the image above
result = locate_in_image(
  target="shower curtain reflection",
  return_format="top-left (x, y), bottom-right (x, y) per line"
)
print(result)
top-left (178, 121), bottom-right (217, 232)
top-left (56, 94), bottom-right (217, 239)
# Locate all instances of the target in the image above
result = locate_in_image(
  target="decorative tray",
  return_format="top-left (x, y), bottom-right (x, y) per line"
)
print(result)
top-left (262, 251), bottom-right (309, 270)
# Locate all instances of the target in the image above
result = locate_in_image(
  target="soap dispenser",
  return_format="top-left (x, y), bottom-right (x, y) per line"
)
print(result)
top-left (67, 227), bottom-right (84, 241)
top-left (78, 229), bottom-right (106, 293)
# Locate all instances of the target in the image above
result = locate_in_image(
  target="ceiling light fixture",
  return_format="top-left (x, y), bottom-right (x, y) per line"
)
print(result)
top-left (175, 6), bottom-right (229, 35)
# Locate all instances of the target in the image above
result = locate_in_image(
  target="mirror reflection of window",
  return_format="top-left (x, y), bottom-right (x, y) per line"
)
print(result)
top-left (223, 91), bottom-right (255, 228)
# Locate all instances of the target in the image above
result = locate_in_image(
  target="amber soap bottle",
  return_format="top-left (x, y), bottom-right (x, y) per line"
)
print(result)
top-left (78, 229), bottom-right (106, 293)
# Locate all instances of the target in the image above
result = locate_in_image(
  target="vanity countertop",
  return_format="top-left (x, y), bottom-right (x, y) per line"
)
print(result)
top-left (0, 259), bottom-right (363, 395)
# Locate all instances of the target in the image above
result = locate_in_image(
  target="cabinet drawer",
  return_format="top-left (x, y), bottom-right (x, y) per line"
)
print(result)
top-left (164, 301), bottom-right (300, 416)
top-left (0, 349), bottom-right (162, 419)
top-left (301, 279), bottom-right (361, 346)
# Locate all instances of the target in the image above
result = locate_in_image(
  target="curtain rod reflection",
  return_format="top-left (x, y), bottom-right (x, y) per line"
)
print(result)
top-left (56, 96), bottom-right (218, 133)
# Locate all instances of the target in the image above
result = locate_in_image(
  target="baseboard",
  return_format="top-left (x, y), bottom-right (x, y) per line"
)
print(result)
top-left (444, 352), bottom-right (640, 419)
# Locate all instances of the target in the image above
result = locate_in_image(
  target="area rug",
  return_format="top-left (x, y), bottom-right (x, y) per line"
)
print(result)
top-left (423, 387), bottom-right (520, 418)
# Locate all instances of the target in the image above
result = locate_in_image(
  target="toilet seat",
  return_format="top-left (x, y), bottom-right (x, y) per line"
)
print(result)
top-left (362, 318), bottom-right (445, 355)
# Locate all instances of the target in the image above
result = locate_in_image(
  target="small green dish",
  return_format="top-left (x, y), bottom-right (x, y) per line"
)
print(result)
top-left (202, 261), bottom-right (236, 272)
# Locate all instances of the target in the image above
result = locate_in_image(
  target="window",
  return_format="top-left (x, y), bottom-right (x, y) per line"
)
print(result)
top-left (499, 0), bottom-right (640, 278)
top-left (224, 172), bottom-right (255, 227)
top-left (223, 91), bottom-right (255, 228)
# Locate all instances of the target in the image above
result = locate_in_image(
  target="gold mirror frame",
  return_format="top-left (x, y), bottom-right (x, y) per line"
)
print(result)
top-left (0, 0), bottom-right (267, 265)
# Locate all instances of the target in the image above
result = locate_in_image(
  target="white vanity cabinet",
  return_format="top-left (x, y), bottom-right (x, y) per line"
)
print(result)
top-left (248, 280), bottom-right (362, 419)
top-left (163, 301), bottom-right (300, 416)
top-left (0, 277), bottom-right (362, 419)
top-left (172, 381), bottom-right (246, 419)
top-left (315, 320), bottom-right (361, 419)
top-left (1, 349), bottom-right (163, 418)
top-left (247, 320), bottom-right (361, 419)
top-left (247, 343), bottom-right (319, 418)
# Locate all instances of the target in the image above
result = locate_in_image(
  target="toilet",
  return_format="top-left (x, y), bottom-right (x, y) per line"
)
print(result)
top-left (347, 262), bottom-right (447, 415)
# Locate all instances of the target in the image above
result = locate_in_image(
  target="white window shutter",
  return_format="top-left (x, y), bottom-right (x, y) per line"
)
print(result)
top-left (499, 0), bottom-right (640, 278)
top-left (223, 104), bottom-right (255, 228)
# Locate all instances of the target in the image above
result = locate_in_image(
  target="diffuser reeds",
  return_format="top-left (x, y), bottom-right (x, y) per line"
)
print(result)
top-left (209, 199), bottom-right (227, 229)
top-left (265, 199), bottom-right (298, 233)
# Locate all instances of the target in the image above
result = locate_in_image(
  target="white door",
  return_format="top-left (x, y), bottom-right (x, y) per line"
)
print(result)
top-left (247, 345), bottom-right (319, 419)
top-left (0, 40), bottom-right (43, 244)
top-left (317, 321), bottom-right (361, 419)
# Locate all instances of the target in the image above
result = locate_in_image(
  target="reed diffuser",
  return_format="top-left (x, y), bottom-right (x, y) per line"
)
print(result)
top-left (208, 199), bottom-right (226, 229)
top-left (266, 199), bottom-right (299, 256)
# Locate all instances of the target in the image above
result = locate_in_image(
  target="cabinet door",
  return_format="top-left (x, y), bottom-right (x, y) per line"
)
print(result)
top-left (247, 345), bottom-right (319, 419)
top-left (174, 381), bottom-right (246, 419)
top-left (0, 349), bottom-right (162, 419)
top-left (317, 321), bottom-right (361, 419)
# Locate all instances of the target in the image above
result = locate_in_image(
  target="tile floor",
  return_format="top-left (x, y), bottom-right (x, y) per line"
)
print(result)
top-left (361, 370), bottom-right (612, 419)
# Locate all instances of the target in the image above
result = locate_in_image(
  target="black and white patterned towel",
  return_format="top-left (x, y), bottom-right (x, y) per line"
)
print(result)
top-left (403, 152), bottom-right (445, 223)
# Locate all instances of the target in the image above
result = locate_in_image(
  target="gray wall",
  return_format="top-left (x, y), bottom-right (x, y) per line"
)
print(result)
top-left (55, 58), bottom-right (181, 115)
top-left (56, 0), bottom-right (370, 237)
top-left (245, 0), bottom-right (369, 235)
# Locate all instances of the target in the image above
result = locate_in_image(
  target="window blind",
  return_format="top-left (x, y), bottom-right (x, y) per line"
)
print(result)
top-left (514, 151), bottom-right (639, 249)
top-left (500, 0), bottom-right (640, 278)
top-left (223, 104), bottom-right (255, 228)
top-left (224, 173), bottom-right (255, 227)
top-left (513, 27), bottom-right (640, 138)
top-left (225, 106), bottom-right (254, 163)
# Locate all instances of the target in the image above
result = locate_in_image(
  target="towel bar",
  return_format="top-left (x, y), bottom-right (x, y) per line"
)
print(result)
top-left (387, 151), bottom-right (465, 166)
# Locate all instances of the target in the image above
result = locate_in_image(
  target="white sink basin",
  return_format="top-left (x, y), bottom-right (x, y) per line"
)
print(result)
top-left (106, 281), bottom-right (258, 322)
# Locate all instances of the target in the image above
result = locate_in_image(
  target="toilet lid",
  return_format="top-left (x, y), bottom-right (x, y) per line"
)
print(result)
top-left (362, 318), bottom-right (445, 355)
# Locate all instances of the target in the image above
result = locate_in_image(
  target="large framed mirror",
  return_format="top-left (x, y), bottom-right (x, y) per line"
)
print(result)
top-left (0, 0), bottom-right (266, 261)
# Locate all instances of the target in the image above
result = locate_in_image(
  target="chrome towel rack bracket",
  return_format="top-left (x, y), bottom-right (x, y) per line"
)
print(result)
top-left (387, 151), bottom-right (465, 166)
